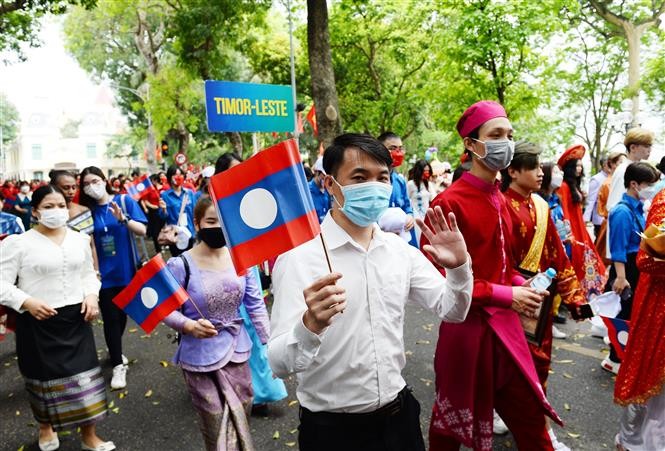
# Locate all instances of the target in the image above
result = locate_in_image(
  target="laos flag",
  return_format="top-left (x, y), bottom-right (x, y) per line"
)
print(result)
top-left (208, 139), bottom-right (320, 274)
top-left (127, 174), bottom-right (157, 201)
top-left (601, 316), bottom-right (630, 360)
top-left (113, 254), bottom-right (189, 334)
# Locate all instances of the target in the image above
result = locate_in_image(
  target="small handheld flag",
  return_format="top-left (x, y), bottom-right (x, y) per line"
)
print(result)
top-left (600, 316), bottom-right (630, 360)
top-left (127, 175), bottom-right (158, 201)
top-left (208, 139), bottom-right (320, 274)
top-left (113, 254), bottom-right (189, 333)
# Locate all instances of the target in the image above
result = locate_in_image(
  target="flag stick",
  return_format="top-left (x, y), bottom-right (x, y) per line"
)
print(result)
top-left (287, 0), bottom-right (299, 138)
top-left (187, 297), bottom-right (207, 321)
top-left (319, 232), bottom-right (333, 273)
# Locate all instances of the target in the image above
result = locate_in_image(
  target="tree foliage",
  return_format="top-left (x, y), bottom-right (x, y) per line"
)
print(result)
top-left (0, 93), bottom-right (20, 145)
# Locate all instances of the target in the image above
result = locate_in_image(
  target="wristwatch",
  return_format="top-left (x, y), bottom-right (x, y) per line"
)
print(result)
top-left (119, 217), bottom-right (129, 225)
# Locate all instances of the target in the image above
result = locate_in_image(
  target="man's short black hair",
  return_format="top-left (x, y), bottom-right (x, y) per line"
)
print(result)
top-left (624, 162), bottom-right (660, 188)
top-left (323, 133), bottom-right (393, 177)
top-left (376, 131), bottom-right (400, 143)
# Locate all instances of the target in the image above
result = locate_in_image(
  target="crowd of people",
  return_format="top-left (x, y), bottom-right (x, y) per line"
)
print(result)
top-left (1, 99), bottom-right (665, 451)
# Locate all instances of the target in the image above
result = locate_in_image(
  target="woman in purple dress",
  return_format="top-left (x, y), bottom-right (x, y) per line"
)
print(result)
top-left (163, 196), bottom-right (270, 451)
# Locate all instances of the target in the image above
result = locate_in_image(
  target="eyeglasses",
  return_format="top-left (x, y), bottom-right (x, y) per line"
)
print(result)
top-left (81, 178), bottom-right (104, 187)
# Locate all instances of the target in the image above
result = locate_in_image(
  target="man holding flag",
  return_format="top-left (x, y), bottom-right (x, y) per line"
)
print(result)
top-left (268, 133), bottom-right (473, 450)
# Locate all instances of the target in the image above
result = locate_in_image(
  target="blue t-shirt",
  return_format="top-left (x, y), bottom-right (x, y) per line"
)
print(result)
top-left (608, 193), bottom-right (645, 263)
top-left (389, 170), bottom-right (417, 247)
top-left (0, 211), bottom-right (24, 236)
top-left (308, 179), bottom-right (331, 223)
top-left (160, 188), bottom-right (197, 237)
top-left (92, 194), bottom-right (148, 289)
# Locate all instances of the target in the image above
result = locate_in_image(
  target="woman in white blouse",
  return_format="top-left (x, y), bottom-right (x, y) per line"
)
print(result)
top-left (407, 159), bottom-right (435, 242)
top-left (0, 185), bottom-right (115, 451)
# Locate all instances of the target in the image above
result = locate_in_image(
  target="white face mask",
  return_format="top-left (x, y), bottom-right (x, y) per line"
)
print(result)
top-left (84, 183), bottom-right (107, 200)
top-left (39, 208), bottom-right (69, 229)
top-left (550, 172), bottom-right (563, 189)
top-left (637, 184), bottom-right (658, 201)
top-left (20, 186), bottom-right (30, 194)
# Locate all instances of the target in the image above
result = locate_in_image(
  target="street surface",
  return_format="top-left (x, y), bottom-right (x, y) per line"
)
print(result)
top-left (1, 302), bottom-right (621, 450)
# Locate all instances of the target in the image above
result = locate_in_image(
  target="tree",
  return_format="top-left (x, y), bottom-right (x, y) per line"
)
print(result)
top-left (643, 41), bottom-right (665, 109)
top-left (0, 93), bottom-right (20, 146)
top-left (0, 0), bottom-right (95, 62)
top-left (307, 0), bottom-right (343, 148)
top-left (583, 0), bottom-right (665, 124)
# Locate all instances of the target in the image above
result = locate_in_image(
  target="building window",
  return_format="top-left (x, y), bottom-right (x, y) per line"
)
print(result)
top-left (31, 144), bottom-right (42, 160)
top-left (86, 143), bottom-right (97, 158)
top-left (33, 171), bottom-right (43, 180)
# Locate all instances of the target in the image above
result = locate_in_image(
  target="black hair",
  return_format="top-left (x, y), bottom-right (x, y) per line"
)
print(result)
top-left (214, 152), bottom-right (243, 175)
top-left (562, 158), bottom-right (584, 204)
top-left (376, 131), bottom-right (400, 143)
top-left (500, 150), bottom-right (540, 192)
top-left (78, 166), bottom-right (114, 209)
top-left (31, 184), bottom-right (66, 209)
top-left (49, 169), bottom-right (75, 186)
top-left (131, 170), bottom-right (139, 178)
top-left (657, 156), bottom-right (665, 174)
top-left (624, 162), bottom-right (660, 189)
top-left (452, 161), bottom-right (472, 183)
top-left (322, 133), bottom-right (393, 177)
top-left (303, 165), bottom-right (313, 181)
top-left (539, 162), bottom-right (555, 196)
top-left (0, 192), bottom-right (4, 201)
top-left (149, 173), bottom-right (160, 184)
top-left (411, 159), bottom-right (433, 191)
top-left (166, 165), bottom-right (183, 182)
top-left (461, 128), bottom-right (481, 161)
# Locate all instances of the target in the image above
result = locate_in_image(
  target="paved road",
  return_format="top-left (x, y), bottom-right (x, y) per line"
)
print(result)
top-left (0, 302), bottom-right (621, 451)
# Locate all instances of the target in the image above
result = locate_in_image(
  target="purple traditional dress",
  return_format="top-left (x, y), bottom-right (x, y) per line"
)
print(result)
top-left (164, 252), bottom-right (270, 451)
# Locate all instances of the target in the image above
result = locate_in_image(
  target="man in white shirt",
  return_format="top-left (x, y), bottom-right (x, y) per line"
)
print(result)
top-left (606, 128), bottom-right (654, 258)
top-left (584, 156), bottom-right (609, 238)
top-left (268, 133), bottom-right (473, 451)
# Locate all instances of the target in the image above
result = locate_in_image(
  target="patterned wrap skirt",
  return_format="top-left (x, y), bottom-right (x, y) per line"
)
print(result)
top-left (15, 303), bottom-right (108, 430)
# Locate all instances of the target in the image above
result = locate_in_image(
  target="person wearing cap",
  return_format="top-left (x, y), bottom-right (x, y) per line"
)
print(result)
top-left (584, 156), bottom-right (610, 238)
top-left (606, 128), bottom-right (654, 259)
top-left (377, 131), bottom-right (418, 247)
top-left (557, 145), bottom-right (606, 297)
top-left (424, 101), bottom-right (561, 451)
top-left (309, 156), bottom-right (331, 223)
top-left (501, 141), bottom-right (588, 451)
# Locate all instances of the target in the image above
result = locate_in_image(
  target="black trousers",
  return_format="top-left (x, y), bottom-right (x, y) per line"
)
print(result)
top-left (606, 252), bottom-right (639, 363)
top-left (298, 387), bottom-right (425, 451)
top-left (99, 286), bottom-right (127, 367)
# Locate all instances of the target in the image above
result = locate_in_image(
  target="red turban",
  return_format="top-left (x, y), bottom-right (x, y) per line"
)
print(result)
top-left (557, 144), bottom-right (586, 169)
top-left (456, 100), bottom-right (508, 138)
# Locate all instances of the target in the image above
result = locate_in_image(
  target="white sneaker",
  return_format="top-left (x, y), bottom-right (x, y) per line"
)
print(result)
top-left (552, 325), bottom-right (567, 339)
top-left (110, 364), bottom-right (127, 389)
top-left (493, 410), bottom-right (509, 435)
top-left (548, 428), bottom-right (571, 451)
top-left (121, 354), bottom-right (128, 365)
top-left (601, 357), bottom-right (621, 375)
top-left (590, 323), bottom-right (607, 338)
top-left (603, 336), bottom-right (611, 346)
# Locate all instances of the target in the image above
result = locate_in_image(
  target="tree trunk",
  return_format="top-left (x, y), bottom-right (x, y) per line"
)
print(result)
top-left (307, 0), bottom-right (343, 148)
top-left (226, 132), bottom-right (243, 153)
top-left (625, 23), bottom-right (643, 126)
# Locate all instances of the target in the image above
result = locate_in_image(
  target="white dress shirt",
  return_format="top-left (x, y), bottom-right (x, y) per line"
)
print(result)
top-left (584, 170), bottom-right (608, 225)
top-left (268, 213), bottom-right (473, 413)
top-left (0, 229), bottom-right (100, 312)
top-left (606, 161), bottom-right (631, 258)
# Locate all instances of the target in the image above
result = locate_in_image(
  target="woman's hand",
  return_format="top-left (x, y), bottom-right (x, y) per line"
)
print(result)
top-left (81, 295), bottom-right (99, 322)
top-left (109, 201), bottom-right (126, 222)
top-left (183, 319), bottom-right (218, 339)
top-left (21, 298), bottom-right (58, 320)
top-left (612, 276), bottom-right (630, 295)
top-left (158, 199), bottom-right (167, 212)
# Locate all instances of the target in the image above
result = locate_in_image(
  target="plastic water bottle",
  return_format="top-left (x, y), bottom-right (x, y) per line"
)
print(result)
top-left (530, 268), bottom-right (556, 317)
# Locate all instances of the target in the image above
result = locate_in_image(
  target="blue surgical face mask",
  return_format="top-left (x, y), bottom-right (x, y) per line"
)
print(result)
top-left (332, 178), bottom-right (392, 227)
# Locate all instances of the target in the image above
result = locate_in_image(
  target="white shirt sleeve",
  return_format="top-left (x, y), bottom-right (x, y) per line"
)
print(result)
top-left (268, 251), bottom-right (325, 378)
top-left (583, 176), bottom-right (600, 222)
top-left (0, 235), bottom-right (30, 312)
top-left (407, 245), bottom-right (473, 323)
top-left (80, 233), bottom-right (101, 297)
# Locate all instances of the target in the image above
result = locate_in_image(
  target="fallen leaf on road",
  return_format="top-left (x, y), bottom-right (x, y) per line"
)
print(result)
top-left (420, 378), bottom-right (432, 387)
top-left (128, 328), bottom-right (138, 333)
top-left (549, 370), bottom-right (555, 374)
top-left (111, 407), bottom-right (120, 414)
top-left (59, 431), bottom-right (71, 436)
top-left (144, 389), bottom-right (153, 398)
top-left (422, 324), bottom-right (434, 332)
top-left (288, 400), bottom-right (298, 407)
top-left (118, 391), bottom-right (127, 399)
top-left (564, 403), bottom-right (570, 411)
top-left (15, 410), bottom-right (20, 416)
top-left (4, 362), bottom-right (10, 367)
top-left (8, 393), bottom-right (13, 398)
top-left (554, 359), bottom-right (574, 364)
top-left (567, 432), bottom-right (580, 438)
top-left (563, 372), bottom-right (574, 379)
top-left (17, 446), bottom-right (24, 451)
top-left (405, 350), bottom-right (413, 356)
top-left (108, 401), bottom-right (115, 409)
top-left (416, 340), bottom-right (430, 345)
top-left (290, 429), bottom-right (297, 434)
top-left (286, 442), bottom-right (296, 447)
top-left (152, 401), bottom-right (160, 405)
top-left (272, 431), bottom-right (280, 440)
top-left (159, 360), bottom-right (169, 368)
top-left (140, 334), bottom-right (150, 339)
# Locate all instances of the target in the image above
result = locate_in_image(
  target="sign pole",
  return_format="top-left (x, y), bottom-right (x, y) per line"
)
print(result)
top-left (287, 0), bottom-right (299, 139)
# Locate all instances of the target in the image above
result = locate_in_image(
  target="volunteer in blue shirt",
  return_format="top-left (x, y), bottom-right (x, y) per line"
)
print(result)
top-left (79, 166), bottom-right (147, 390)
top-left (377, 131), bottom-right (417, 246)
top-left (604, 162), bottom-right (660, 374)
top-left (309, 156), bottom-right (331, 223)
top-left (160, 165), bottom-right (198, 256)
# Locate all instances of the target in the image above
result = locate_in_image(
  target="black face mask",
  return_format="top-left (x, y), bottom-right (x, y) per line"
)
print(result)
top-left (197, 227), bottom-right (226, 249)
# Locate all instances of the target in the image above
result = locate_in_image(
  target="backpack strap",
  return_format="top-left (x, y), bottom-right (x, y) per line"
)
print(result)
top-left (179, 254), bottom-right (191, 290)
